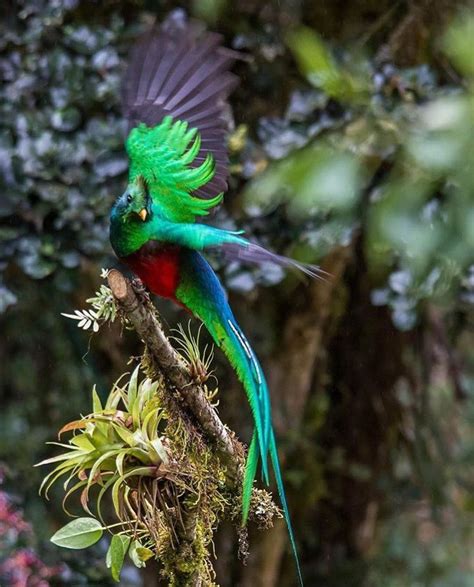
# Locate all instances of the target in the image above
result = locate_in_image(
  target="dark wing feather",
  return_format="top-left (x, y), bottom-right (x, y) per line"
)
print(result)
top-left (122, 15), bottom-right (239, 200)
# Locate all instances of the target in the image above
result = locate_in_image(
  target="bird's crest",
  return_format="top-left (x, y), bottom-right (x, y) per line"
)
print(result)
top-left (126, 116), bottom-right (223, 223)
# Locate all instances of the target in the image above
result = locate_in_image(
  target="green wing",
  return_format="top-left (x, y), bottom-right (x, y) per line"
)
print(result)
top-left (126, 117), bottom-right (223, 223)
top-left (122, 16), bottom-right (238, 223)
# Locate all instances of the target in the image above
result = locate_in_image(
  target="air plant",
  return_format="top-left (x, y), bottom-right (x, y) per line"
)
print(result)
top-left (170, 322), bottom-right (215, 384)
top-left (37, 364), bottom-right (227, 583)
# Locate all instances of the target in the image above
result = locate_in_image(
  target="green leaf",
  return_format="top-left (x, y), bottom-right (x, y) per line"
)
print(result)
top-left (149, 437), bottom-right (168, 465)
top-left (129, 539), bottom-right (146, 568)
top-left (139, 379), bottom-right (158, 413)
top-left (142, 407), bottom-right (159, 441)
top-left (40, 460), bottom-right (79, 498)
top-left (105, 385), bottom-right (122, 410)
top-left (50, 517), bottom-right (103, 549)
top-left (70, 433), bottom-right (96, 451)
top-left (124, 447), bottom-right (153, 464)
top-left (90, 423), bottom-right (110, 448)
top-left (116, 451), bottom-right (126, 477)
top-left (136, 546), bottom-right (154, 562)
top-left (127, 366), bottom-right (140, 415)
top-left (92, 385), bottom-right (103, 413)
top-left (87, 448), bottom-right (122, 490)
top-left (36, 450), bottom-right (87, 467)
top-left (112, 423), bottom-right (136, 447)
top-left (106, 534), bottom-right (131, 582)
top-left (97, 474), bottom-right (118, 525)
top-left (111, 466), bottom-right (154, 517)
top-left (62, 479), bottom-right (88, 516)
top-left (132, 391), bottom-right (142, 429)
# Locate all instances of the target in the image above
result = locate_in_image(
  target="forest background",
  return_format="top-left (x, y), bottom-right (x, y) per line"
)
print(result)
top-left (1, 0), bottom-right (474, 585)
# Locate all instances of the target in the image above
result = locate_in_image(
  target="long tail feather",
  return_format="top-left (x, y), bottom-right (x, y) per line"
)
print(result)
top-left (226, 317), bottom-right (272, 459)
top-left (242, 430), bottom-right (259, 524)
top-left (220, 318), bottom-right (303, 584)
top-left (270, 431), bottom-right (304, 587)
top-left (221, 316), bottom-right (271, 483)
top-left (175, 250), bottom-right (303, 584)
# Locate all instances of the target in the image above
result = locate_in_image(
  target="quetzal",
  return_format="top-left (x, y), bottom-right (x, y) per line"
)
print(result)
top-left (110, 17), bottom-right (321, 586)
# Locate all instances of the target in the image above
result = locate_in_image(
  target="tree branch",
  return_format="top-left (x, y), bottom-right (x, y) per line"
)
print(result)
top-left (107, 269), bottom-right (279, 586)
top-left (107, 269), bottom-right (242, 482)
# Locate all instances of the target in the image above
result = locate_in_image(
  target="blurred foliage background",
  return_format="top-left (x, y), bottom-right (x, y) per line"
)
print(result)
top-left (1, 0), bottom-right (474, 585)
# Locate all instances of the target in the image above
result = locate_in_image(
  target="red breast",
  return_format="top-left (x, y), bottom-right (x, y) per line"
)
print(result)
top-left (124, 244), bottom-right (180, 300)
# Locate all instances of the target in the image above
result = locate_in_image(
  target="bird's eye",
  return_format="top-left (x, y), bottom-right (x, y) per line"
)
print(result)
top-left (126, 194), bottom-right (133, 204)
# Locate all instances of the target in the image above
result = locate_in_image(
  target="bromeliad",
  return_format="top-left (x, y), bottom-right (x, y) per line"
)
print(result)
top-left (110, 17), bottom-right (322, 586)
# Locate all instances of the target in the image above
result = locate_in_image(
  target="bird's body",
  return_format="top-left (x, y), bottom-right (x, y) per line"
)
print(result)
top-left (109, 15), bottom-right (322, 585)
top-left (124, 244), bottom-right (181, 301)
top-left (111, 206), bottom-right (273, 483)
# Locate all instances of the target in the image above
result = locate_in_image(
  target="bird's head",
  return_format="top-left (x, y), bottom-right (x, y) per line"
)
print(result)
top-left (111, 175), bottom-right (151, 225)
top-left (110, 175), bottom-right (152, 257)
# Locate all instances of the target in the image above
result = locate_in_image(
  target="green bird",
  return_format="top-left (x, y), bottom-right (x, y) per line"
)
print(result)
top-left (110, 16), bottom-right (322, 585)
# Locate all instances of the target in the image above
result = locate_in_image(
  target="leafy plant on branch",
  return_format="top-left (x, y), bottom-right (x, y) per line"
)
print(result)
top-left (38, 283), bottom-right (279, 586)
top-left (38, 360), bottom-right (233, 584)
top-left (170, 322), bottom-right (216, 386)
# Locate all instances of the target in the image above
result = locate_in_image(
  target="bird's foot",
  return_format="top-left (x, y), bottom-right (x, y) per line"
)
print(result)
top-left (131, 277), bottom-right (150, 304)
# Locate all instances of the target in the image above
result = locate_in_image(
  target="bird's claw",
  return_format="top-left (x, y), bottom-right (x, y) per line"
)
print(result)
top-left (131, 277), bottom-right (150, 303)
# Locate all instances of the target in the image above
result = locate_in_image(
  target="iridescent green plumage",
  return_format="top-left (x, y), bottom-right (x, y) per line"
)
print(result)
top-left (126, 117), bottom-right (223, 223)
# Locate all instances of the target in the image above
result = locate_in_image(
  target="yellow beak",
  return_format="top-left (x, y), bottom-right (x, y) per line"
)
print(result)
top-left (138, 208), bottom-right (148, 222)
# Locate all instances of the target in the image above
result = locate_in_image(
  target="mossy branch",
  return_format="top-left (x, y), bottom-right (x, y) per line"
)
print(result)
top-left (106, 269), bottom-right (282, 585)
top-left (41, 269), bottom-right (279, 587)
top-left (107, 269), bottom-right (241, 481)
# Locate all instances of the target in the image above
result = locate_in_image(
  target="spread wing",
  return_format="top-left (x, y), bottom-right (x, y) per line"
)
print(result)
top-left (122, 14), bottom-right (238, 202)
